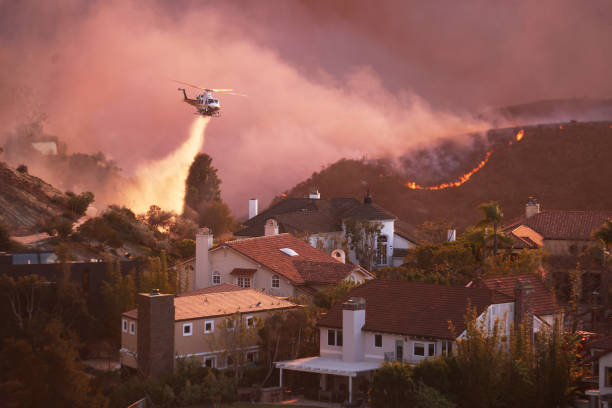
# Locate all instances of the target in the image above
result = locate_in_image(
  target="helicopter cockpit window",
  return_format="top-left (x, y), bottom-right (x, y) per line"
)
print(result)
top-left (207, 99), bottom-right (215, 104)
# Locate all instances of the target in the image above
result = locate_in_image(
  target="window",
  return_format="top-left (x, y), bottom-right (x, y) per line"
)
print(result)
top-left (246, 316), bottom-right (255, 328)
top-left (122, 319), bottom-right (128, 333)
top-left (129, 322), bottom-right (136, 334)
top-left (204, 320), bottom-right (214, 334)
top-left (442, 340), bottom-right (452, 355)
top-left (183, 323), bottom-right (193, 336)
top-left (327, 329), bottom-right (342, 346)
top-left (375, 235), bottom-right (388, 265)
top-left (272, 275), bottom-right (280, 288)
top-left (204, 356), bottom-right (216, 368)
top-left (606, 367), bottom-right (612, 387)
top-left (212, 271), bottom-right (220, 285)
top-left (414, 343), bottom-right (425, 356)
top-left (374, 334), bottom-right (383, 348)
top-left (237, 276), bottom-right (251, 288)
top-left (414, 342), bottom-right (437, 357)
top-left (246, 351), bottom-right (258, 363)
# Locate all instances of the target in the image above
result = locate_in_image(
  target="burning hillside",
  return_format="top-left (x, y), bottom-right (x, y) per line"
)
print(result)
top-left (281, 121), bottom-right (612, 228)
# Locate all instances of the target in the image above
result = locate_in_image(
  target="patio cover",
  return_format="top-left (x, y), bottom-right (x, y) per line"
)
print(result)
top-left (275, 356), bottom-right (381, 377)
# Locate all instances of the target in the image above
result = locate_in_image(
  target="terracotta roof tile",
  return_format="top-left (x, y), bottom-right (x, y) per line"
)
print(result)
top-left (176, 283), bottom-right (245, 297)
top-left (123, 287), bottom-right (297, 321)
top-left (477, 273), bottom-right (561, 316)
top-left (293, 260), bottom-right (359, 285)
top-left (223, 233), bottom-right (347, 284)
top-left (317, 280), bottom-right (510, 340)
top-left (505, 211), bottom-right (612, 241)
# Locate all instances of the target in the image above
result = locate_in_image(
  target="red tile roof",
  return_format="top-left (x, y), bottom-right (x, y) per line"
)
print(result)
top-left (317, 280), bottom-right (512, 340)
top-left (505, 211), bottom-right (612, 241)
top-left (123, 286), bottom-right (297, 321)
top-left (230, 268), bottom-right (257, 275)
top-left (223, 233), bottom-right (356, 285)
top-left (176, 283), bottom-right (245, 297)
top-left (508, 232), bottom-right (540, 249)
top-left (293, 260), bottom-right (359, 285)
top-left (476, 273), bottom-right (561, 316)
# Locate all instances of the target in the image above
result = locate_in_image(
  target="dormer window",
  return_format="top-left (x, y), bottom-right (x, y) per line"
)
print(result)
top-left (280, 248), bottom-right (299, 257)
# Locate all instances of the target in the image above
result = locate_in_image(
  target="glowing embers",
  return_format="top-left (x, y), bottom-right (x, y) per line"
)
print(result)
top-left (406, 129), bottom-right (525, 191)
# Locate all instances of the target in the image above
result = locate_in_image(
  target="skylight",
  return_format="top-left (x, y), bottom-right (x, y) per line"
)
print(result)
top-left (280, 248), bottom-right (299, 257)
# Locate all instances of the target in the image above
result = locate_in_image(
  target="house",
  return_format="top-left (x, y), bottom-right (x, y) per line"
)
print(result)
top-left (584, 337), bottom-right (612, 408)
top-left (275, 279), bottom-right (549, 404)
top-left (503, 197), bottom-right (612, 256)
top-left (120, 284), bottom-right (298, 377)
top-left (467, 273), bottom-right (563, 326)
top-left (192, 229), bottom-right (373, 297)
top-left (237, 191), bottom-right (419, 268)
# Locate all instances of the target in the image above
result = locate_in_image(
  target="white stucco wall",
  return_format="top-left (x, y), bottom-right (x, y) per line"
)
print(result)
top-left (600, 353), bottom-right (612, 395)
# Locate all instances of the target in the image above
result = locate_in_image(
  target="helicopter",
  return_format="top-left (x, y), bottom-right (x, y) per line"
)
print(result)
top-left (174, 80), bottom-right (245, 117)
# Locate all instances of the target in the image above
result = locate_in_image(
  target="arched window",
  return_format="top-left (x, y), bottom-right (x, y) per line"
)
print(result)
top-left (212, 271), bottom-right (221, 285)
top-left (376, 235), bottom-right (388, 265)
top-left (272, 275), bottom-right (280, 288)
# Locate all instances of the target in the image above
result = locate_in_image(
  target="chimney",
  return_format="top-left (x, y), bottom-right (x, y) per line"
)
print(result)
top-left (264, 219), bottom-right (279, 236)
top-left (514, 280), bottom-right (535, 339)
top-left (525, 197), bottom-right (540, 218)
top-left (309, 189), bottom-right (321, 200)
top-left (249, 198), bottom-right (258, 219)
top-left (447, 229), bottom-right (456, 242)
top-left (331, 249), bottom-right (346, 264)
top-left (195, 228), bottom-right (213, 289)
top-left (137, 291), bottom-right (175, 377)
top-left (342, 297), bottom-right (366, 363)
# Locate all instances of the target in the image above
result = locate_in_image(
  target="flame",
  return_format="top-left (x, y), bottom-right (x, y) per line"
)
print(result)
top-left (123, 116), bottom-right (209, 213)
top-left (559, 125), bottom-right (564, 130)
top-left (406, 128), bottom-right (525, 191)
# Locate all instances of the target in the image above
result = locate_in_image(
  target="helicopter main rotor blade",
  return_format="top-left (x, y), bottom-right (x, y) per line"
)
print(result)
top-left (171, 79), bottom-right (208, 91)
top-left (214, 90), bottom-right (248, 97)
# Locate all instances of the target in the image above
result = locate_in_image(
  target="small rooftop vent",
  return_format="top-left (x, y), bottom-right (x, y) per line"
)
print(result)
top-left (280, 248), bottom-right (299, 257)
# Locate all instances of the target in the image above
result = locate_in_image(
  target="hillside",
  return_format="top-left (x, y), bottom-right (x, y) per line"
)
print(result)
top-left (281, 121), bottom-right (612, 229)
top-left (0, 162), bottom-right (73, 236)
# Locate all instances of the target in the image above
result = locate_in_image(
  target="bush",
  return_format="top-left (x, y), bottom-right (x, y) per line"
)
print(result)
top-left (66, 191), bottom-right (94, 217)
top-left (16, 164), bottom-right (28, 173)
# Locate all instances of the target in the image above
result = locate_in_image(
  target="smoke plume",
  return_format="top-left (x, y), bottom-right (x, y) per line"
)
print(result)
top-left (1, 0), bottom-right (611, 216)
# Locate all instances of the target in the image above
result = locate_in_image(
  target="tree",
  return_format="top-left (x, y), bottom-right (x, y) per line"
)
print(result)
top-left (144, 205), bottom-right (175, 233)
top-left (344, 219), bottom-right (383, 270)
top-left (100, 260), bottom-right (136, 347)
top-left (477, 201), bottom-right (504, 256)
top-left (0, 222), bottom-right (12, 251)
top-left (195, 200), bottom-right (237, 235)
top-left (313, 280), bottom-right (358, 309)
top-left (481, 249), bottom-right (546, 277)
top-left (16, 164), bottom-right (27, 173)
top-left (184, 153), bottom-right (221, 211)
top-left (66, 191), bottom-right (94, 217)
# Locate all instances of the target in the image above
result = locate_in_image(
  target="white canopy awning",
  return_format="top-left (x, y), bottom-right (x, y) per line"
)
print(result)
top-left (275, 356), bottom-right (381, 377)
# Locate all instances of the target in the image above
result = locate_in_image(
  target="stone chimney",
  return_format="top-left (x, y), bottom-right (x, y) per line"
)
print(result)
top-left (309, 189), bottom-right (321, 199)
top-left (195, 228), bottom-right (213, 289)
top-left (525, 197), bottom-right (540, 218)
top-left (249, 198), bottom-right (258, 219)
top-left (331, 249), bottom-right (346, 264)
top-left (137, 290), bottom-right (175, 378)
top-left (264, 219), bottom-right (279, 236)
top-left (447, 229), bottom-right (456, 242)
top-left (342, 297), bottom-right (366, 363)
top-left (514, 280), bottom-right (535, 338)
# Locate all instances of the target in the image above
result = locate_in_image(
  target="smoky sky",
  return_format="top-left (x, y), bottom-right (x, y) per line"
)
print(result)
top-left (1, 0), bottom-right (611, 216)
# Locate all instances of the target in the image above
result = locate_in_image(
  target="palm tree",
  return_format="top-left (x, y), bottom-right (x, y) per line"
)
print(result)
top-left (594, 219), bottom-right (612, 313)
top-left (477, 201), bottom-right (504, 256)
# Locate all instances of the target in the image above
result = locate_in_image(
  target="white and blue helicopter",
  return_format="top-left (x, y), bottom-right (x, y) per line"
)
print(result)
top-left (174, 80), bottom-right (245, 117)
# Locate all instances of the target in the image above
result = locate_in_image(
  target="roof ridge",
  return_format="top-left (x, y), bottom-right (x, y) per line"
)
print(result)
top-left (225, 233), bottom-right (291, 246)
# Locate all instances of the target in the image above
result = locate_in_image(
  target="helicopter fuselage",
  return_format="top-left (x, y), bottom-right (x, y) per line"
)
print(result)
top-left (178, 89), bottom-right (221, 116)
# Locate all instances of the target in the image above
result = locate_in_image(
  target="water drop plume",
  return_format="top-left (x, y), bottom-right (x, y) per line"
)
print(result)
top-left (123, 116), bottom-right (209, 213)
